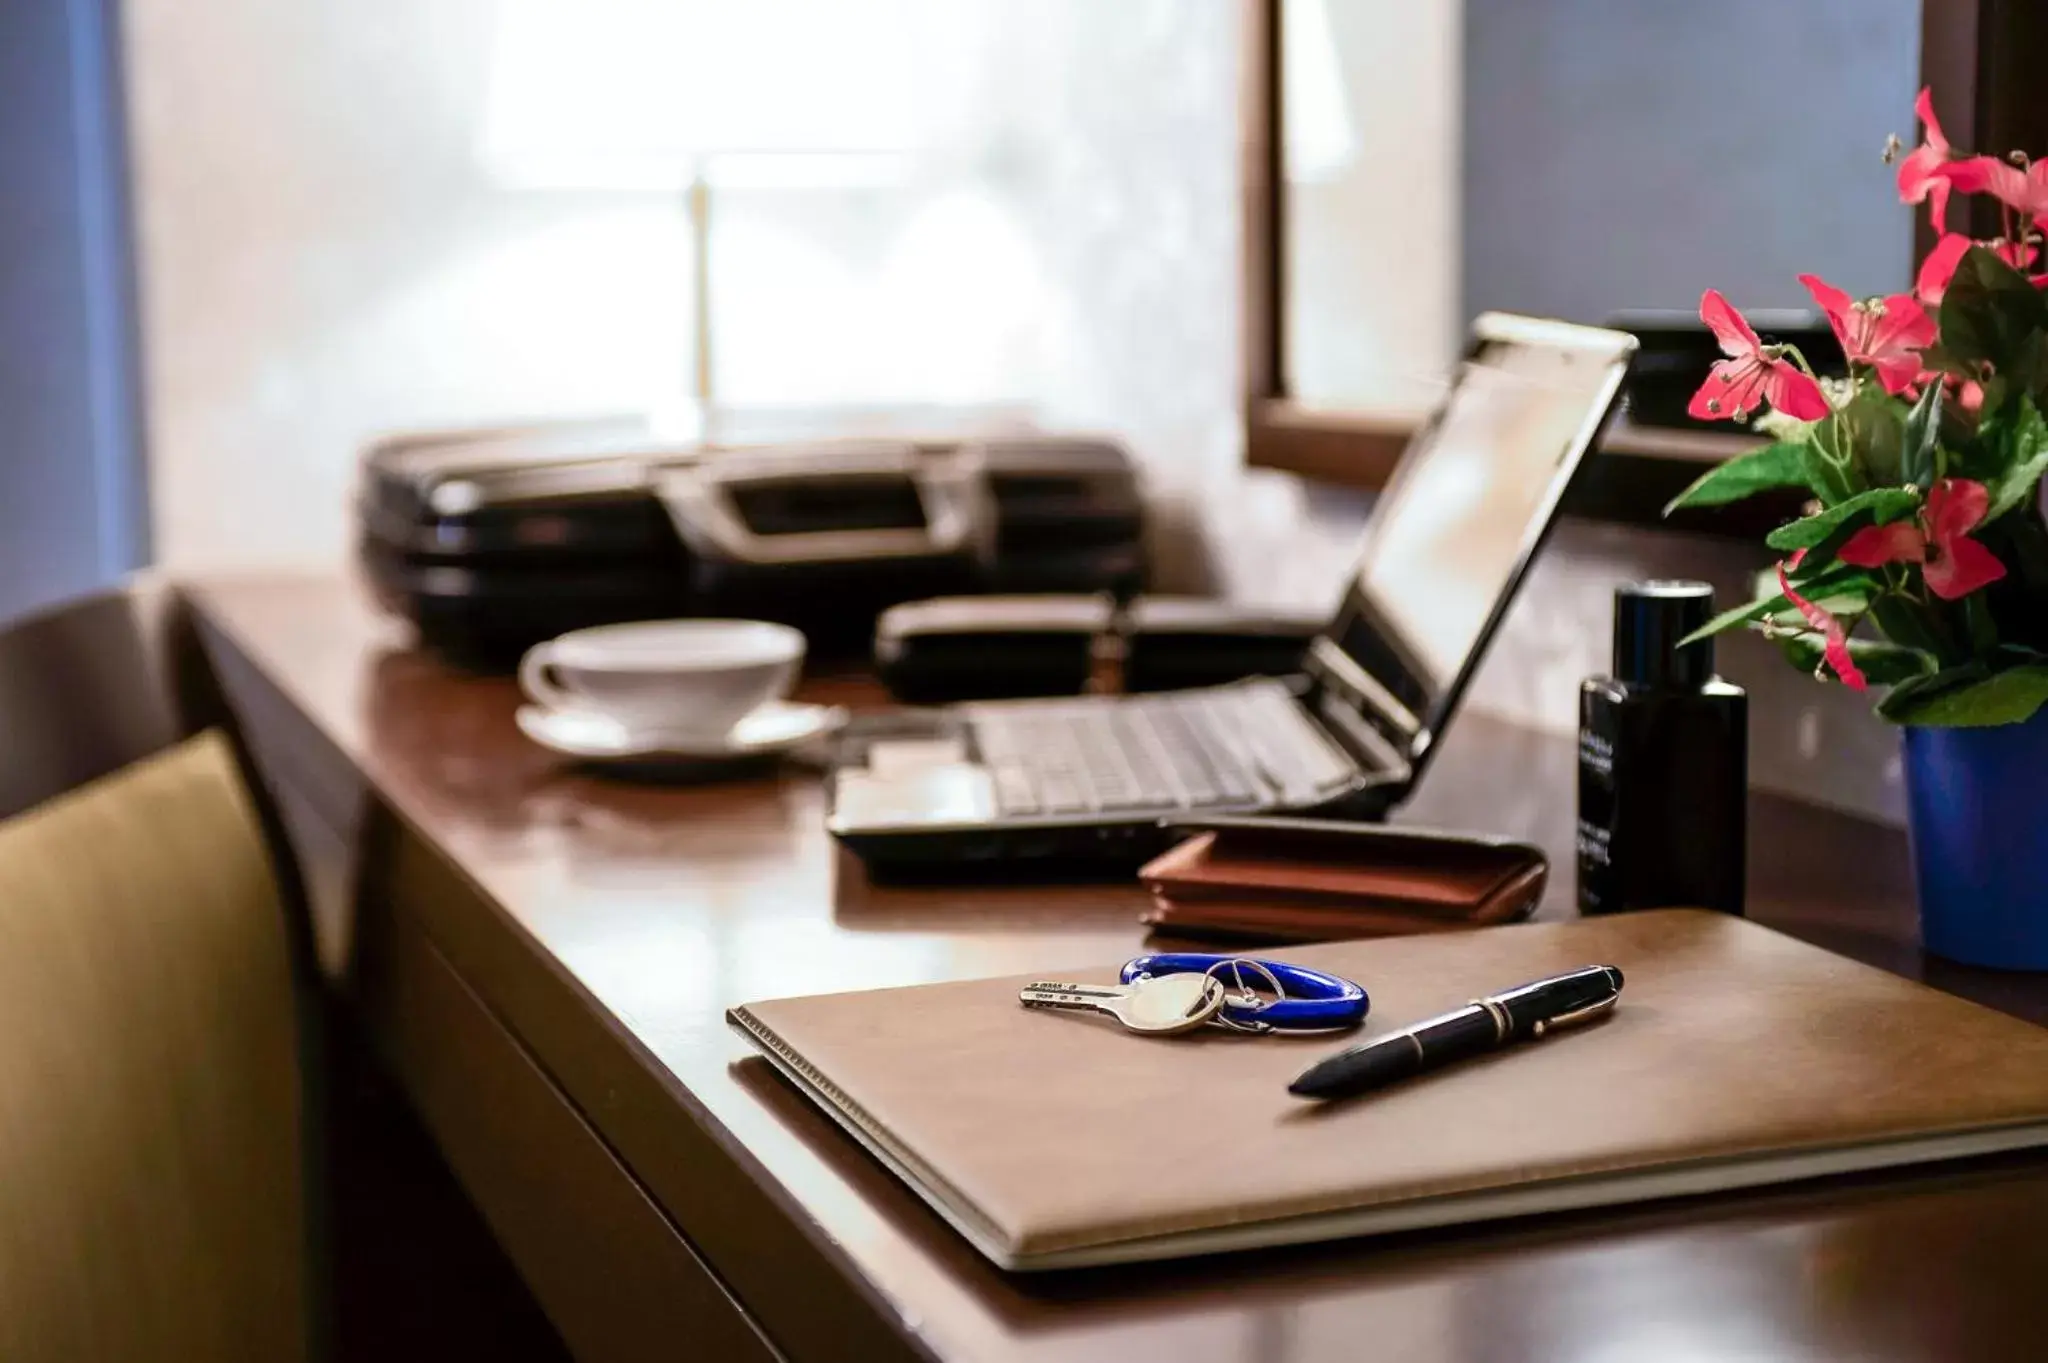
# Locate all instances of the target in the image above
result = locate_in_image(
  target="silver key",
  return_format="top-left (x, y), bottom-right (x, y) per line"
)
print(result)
top-left (1018, 974), bottom-right (1225, 1034)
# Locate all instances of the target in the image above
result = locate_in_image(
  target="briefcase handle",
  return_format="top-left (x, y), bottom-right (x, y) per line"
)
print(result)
top-left (652, 441), bottom-right (985, 567)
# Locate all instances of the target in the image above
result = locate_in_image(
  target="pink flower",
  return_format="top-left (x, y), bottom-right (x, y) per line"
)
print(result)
top-left (1778, 558), bottom-right (1866, 691)
top-left (1969, 158), bottom-right (2048, 232)
top-left (1686, 290), bottom-right (1831, 422)
top-left (1799, 274), bottom-right (1933, 396)
top-left (1837, 478), bottom-right (2008, 601)
top-left (1897, 89), bottom-right (1959, 233)
top-left (1930, 155), bottom-right (2008, 202)
top-left (1916, 233), bottom-right (1972, 305)
top-left (1916, 233), bottom-right (2041, 306)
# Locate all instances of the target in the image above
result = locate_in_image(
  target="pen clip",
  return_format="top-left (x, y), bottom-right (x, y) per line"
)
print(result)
top-left (1530, 994), bottom-right (1619, 1037)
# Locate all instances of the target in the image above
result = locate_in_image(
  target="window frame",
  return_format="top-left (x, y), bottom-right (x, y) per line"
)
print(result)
top-left (1239, 0), bottom-right (2034, 528)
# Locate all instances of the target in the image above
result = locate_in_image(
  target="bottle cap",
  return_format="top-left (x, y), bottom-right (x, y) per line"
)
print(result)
top-left (1613, 580), bottom-right (1715, 689)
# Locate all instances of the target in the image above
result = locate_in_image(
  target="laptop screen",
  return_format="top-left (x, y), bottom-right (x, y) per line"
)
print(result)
top-left (1309, 315), bottom-right (1635, 762)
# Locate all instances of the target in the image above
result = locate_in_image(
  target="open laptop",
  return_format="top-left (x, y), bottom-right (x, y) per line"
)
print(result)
top-left (827, 313), bottom-right (1637, 873)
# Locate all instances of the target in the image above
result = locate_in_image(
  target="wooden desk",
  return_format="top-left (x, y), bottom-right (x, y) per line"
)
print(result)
top-left (192, 574), bottom-right (2048, 1363)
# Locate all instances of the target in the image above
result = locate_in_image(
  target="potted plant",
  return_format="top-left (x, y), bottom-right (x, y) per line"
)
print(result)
top-left (1666, 88), bottom-right (2048, 970)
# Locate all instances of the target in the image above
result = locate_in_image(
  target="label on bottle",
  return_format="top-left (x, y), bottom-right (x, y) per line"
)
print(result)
top-left (1576, 725), bottom-right (1618, 913)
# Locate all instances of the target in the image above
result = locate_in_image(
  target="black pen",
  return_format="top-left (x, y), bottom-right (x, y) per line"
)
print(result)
top-left (1288, 965), bottom-right (1623, 1101)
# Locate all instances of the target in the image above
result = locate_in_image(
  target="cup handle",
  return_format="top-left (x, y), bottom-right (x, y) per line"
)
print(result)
top-left (519, 643), bottom-right (575, 710)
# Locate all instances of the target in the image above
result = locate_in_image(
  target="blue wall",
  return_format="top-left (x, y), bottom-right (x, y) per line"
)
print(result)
top-left (0, 0), bottom-right (144, 625)
top-left (1463, 0), bottom-right (1922, 324)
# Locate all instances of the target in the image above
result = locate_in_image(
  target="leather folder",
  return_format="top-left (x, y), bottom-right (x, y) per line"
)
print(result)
top-left (1139, 816), bottom-right (1546, 942)
top-left (730, 911), bottom-right (2048, 1271)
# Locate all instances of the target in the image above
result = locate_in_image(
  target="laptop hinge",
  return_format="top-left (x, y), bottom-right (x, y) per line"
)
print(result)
top-left (1302, 637), bottom-right (1421, 766)
top-left (1305, 692), bottom-right (1407, 782)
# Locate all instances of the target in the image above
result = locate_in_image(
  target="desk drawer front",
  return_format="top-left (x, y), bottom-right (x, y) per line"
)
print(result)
top-left (358, 867), bottom-right (782, 1363)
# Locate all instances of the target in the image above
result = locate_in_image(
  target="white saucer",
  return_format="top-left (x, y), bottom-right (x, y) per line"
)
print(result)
top-left (516, 699), bottom-right (847, 766)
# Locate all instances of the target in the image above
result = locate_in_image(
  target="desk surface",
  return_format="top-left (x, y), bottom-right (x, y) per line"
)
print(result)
top-left (193, 574), bottom-right (2048, 1363)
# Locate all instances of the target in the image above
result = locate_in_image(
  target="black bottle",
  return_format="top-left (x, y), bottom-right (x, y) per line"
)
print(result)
top-left (1576, 581), bottom-right (1747, 916)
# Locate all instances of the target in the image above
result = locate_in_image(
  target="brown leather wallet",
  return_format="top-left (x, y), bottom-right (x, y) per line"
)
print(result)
top-left (1138, 815), bottom-right (1547, 943)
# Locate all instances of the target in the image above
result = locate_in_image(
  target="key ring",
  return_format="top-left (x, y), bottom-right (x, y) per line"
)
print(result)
top-left (1119, 953), bottom-right (1368, 1035)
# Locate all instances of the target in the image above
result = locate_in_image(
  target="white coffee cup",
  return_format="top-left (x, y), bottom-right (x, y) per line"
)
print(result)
top-left (518, 619), bottom-right (805, 737)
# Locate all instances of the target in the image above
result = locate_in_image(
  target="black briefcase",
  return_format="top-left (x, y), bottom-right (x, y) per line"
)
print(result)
top-left (357, 421), bottom-right (1145, 668)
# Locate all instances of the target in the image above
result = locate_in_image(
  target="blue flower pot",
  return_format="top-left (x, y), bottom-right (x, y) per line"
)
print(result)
top-left (1903, 706), bottom-right (2048, 970)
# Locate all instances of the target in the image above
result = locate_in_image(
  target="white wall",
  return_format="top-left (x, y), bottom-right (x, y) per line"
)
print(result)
top-left (126, 0), bottom-right (691, 568)
top-left (124, 0), bottom-right (1242, 570)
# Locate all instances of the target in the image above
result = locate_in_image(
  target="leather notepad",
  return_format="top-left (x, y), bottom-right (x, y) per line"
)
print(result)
top-left (730, 911), bottom-right (2048, 1271)
top-left (1139, 817), bottom-right (1546, 942)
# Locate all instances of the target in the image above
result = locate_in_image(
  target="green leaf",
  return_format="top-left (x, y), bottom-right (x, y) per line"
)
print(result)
top-left (1663, 440), bottom-right (1812, 515)
top-left (1784, 554), bottom-right (1874, 588)
top-left (1869, 595), bottom-right (1958, 664)
top-left (1764, 486), bottom-right (1920, 553)
top-left (1677, 564), bottom-right (1878, 646)
top-left (1965, 339), bottom-right (2048, 436)
top-left (1998, 508), bottom-right (2048, 598)
top-left (1915, 341), bottom-right (1978, 382)
top-left (1938, 245), bottom-right (2048, 370)
top-left (1773, 632), bottom-right (1936, 687)
top-left (1901, 382), bottom-right (1943, 489)
top-left (2002, 331), bottom-right (2048, 407)
top-left (1947, 401), bottom-right (2013, 484)
top-left (1839, 385), bottom-right (1908, 489)
top-left (1801, 411), bottom-right (1858, 504)
top-left (1682, 593), bottom-right (1789, 646)
top-left (1984, 397), bottom-right (2048, 525)
top-left (1876, 664), bottom-right (1984, 722)
top-left (1964, 593), bottom-right (1999, 655)
top-left (1881, 664), bottom-right (2048, 728)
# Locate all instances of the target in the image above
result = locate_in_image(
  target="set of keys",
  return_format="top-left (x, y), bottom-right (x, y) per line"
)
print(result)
top-left (1019, 975), bottom-right (1227, 1034)
top-left (1019, 953), bottom-right (1370, 1036)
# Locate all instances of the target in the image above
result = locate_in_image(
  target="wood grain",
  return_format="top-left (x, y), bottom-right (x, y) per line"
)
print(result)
top-left (193, 573), bottom-right (2048, 1363)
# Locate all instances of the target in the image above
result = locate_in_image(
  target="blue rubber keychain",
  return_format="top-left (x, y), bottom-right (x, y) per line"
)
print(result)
top-left (1119, 953), bottom-right (1368, 1035)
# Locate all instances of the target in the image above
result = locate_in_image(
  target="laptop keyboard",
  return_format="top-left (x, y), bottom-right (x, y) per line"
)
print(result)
top-left (965, 682), bottom-right (1360, 818)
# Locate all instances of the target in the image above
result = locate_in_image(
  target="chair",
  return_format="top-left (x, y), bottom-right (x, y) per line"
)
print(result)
top-left (0, 587), bottom-right (571, 1362)
top-left (0, 583), bottom-right (183, 821)
top-left (0, 730), bottom-right (308, 1362)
